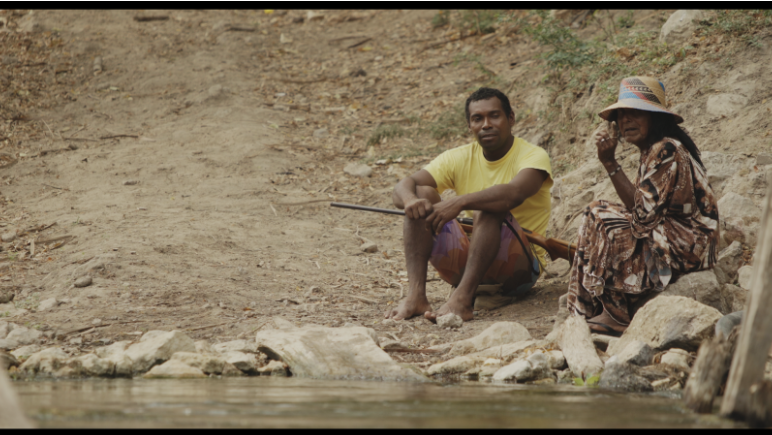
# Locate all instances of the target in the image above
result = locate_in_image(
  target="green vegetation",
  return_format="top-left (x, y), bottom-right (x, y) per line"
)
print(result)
top-left (430, 10), bottom-right (503, 34)
top-left (15, 293), bottom-right (39, 311)
top-left (431, 10), bottom-right (450, 29)
top-left (573, 373), bottom-right (601, 387)
top-left (424, 103), bottom-right (468, 141)
top-left (367, 124), bottom-right (406, 146)
top-left (697, 10), bottom-right (772, 48)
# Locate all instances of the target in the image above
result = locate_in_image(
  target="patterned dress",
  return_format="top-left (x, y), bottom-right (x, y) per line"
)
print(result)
top-left (567, 137), bottom-right (720, 325)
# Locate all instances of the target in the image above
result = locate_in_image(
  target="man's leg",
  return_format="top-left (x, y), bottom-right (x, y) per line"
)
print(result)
top-left (425, 210), bottom-right (506, 322)
top-left (384, 186), bottom-right (441, 320)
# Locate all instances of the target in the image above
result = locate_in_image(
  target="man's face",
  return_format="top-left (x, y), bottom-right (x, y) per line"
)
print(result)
top-left (467, 97), bottom-right (515, 153)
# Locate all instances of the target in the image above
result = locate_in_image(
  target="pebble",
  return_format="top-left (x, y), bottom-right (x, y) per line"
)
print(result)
top-left (74, 276), bottom-right (93, 288)
top-left (92, 318), bottom-right (102, 326)
top-left (123, 180), bottom-right (139, 185)
top-left (313, 128), bottom-right (329, 138)
top-left (437, 313), bottom-right (463, 329)
top-left (361, 242), bottom-right (378, 253)
top-left (1, 232), bottom-right (16, 242)
top-left (343, 163), bottom-right (373, 178)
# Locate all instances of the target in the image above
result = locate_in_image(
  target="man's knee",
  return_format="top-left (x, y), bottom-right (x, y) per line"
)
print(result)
top-left (416, 185), bottom-right (441, 204)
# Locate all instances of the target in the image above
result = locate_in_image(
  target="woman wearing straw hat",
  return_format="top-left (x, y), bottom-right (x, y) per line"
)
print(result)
top-left (566, 76), bottom-right (720, 336)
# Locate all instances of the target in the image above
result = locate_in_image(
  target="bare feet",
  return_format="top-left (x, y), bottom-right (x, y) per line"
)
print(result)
top-left (587, 310), bottom-right (627, 335)
top-left (424, 298), bottom-right (474, 323)
top-left (384, 295), bottom-right (432, 321)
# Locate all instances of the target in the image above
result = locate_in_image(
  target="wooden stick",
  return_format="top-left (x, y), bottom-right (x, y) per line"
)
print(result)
top-left (346, 38), bottom-right (372, 49)
top-left (683, 327), bottom-right (739, 413)
top-left (721, 171), bottom-right (772, 420)
top-left (42, 184), bottom-right (69, 191)
top-left (100, 134), bottom-right (139, 140)
top-left (185, 321), bottom-right (231, 332)
top-left (134, 15), bottom-right (169, 22)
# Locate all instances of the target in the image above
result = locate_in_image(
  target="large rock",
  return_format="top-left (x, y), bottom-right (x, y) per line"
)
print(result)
top-left (607, 296), bottom-right (722, 355)
top-left (447, 322), bottom-right (532, 357)
top-left (662, 270), bottom-right (722, 313)
top-left (660, 10), bottom-right (708, 45)
top-left (256, 325), bottom-right (427, 381)
top-left (212, 339), bottom-right (258, 354)
top-left (660, 348), bottom-right (691, 371)
top-left (427, 340), bottom-right (538, 376)
top-left (18, 347), bottom-right (70, 376)
top-left (170, 352), bottom-right (227, 375)
top-left (437, 313), bottom-right (463, 329)
top-left (558, 316), bottom-right (604, 377)
top-left (10, 345), bottom-right (42, 360)
top-left (143, 359), bottom-right (207, 379)
top-left (492, 359), bottom-right (533, 382)
top-left (123, 330), bottom-right (196, 374)
top-left (714, 241), bottom-right (744, 285)
top-left (94, 340), bottom-right (133, 376)
top-left (598, 360), bottom-right (653, 392)
top-left (0, 322), bottom-right (11, 340)
top-left (612, 340), bottom-right (656, 366)
top-left (718, 192), bottom-right (762, 247)
top-left (738, 265), bottom-right (754, 290)
top-left (37, 298), bottom-right (59, 312)
top-left (720, 284), bottom-right (748, 314)
top-left (0, 326), bottom-right (42, 349)
top-left (221, 351), bottom-right (259, 375)
top-left (70, 354), bottom-right (115, 377)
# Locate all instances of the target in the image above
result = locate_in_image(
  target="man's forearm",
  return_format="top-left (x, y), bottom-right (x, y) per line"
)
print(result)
top-left (392, 177), bottom-right (418, 209)
top-left (456, 184), bottom-right (525, 214)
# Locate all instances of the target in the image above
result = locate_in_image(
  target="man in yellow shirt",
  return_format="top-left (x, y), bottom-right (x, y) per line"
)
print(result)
top-left (386, 87), bottom-right (553, 323)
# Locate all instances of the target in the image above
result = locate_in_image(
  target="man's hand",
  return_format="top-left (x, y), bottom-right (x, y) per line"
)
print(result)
top-left (426, 196), bottom-right (464, 235)
top-left (404, 197), bottom-right (434, 220)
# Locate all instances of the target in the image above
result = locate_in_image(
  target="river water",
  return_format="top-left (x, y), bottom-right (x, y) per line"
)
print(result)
top-left (14, 378), bottom-right (741, 428)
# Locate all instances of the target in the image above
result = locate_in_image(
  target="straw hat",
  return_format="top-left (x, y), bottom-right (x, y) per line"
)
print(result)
top-left (598, 76), bottom-right (683, 124)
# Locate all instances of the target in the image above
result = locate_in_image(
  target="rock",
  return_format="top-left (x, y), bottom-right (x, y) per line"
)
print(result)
top-left (207, 84), bottom-right (224, 98)
top-left (221, 351), bottom-right (259, 375)
top-left (706, 93), bottom-right (749, 118)
top-left (546, 350), bottom-right (566, 370)
top-left (757, 154), bottom-right (772, 167)
top-left (0, 232), bottom-right (15, 242)
top-left (662, 270), bottom-right (722, 312)
top-left (38, 298), bottom-right (59, 311)
top-left (19, 347), bottom-right (70, 376)
top-left (17, 13), bottom-right (44, 33)
top-left (343, 163), bottom-right (372, 178)
top-left (721, 284), bottom-right (748, 314)
top-left (10, 345), bottom-right (41, 360)
top-left (123, 330), bottom-right (196, 374)
top-left (361, 242), bottom-right (378, 253)
top-left (92, 318), bottom-right (102, 326)
top-left (0, 322), bottom-right (12, 340)
top-left (428, 355), bottom-right (486, 376)
top-left (143, 359), bottom-right (207, 379)
top-left (256, 325), bottom-right (426, 381)
top-left (0, 288), bottom-right (13, 304)
top-left (558, 316), bottom-right (604, 378)
top-left (714, 241), bottom-right (744, 285)
top-left (94, 340), bottom-right (131, 359)
top-left (194, 340), bottom-right (214, 354)
top-left (598, 360), bottom-right (654, 392)
top-left (591, 334), bottom-right (618, 352)
top-left (74, 276), bottom-right (93, 288)
top-left (0, 302), bottom-right (26, 319)
top-left (259, 360), bottom-right (288, 376)
top-left (660, 349), bottom-right (691, 371)
top-left (738, 265), bottom-right (754, 290)
top-left (545, 258), bottom-right (570, 277)
top-left (313, 128), bottom-right (329, 138)
top-left (0, 350), bottom-right (19, 371)
top-left (212, 339), bottom-right (258, 354)
top-left (526, 352), bottom-right (553, 380)
top-left (2, 326), bottom-right (42, 349)
top-left (492, 359), bottom-right (533, 382)
top-left (718, 192), bottom-right (762, 246)
top-left (660, 10), bottom-right (708, 45)
top-left (269, 317), bottom-right (298, 330)
top-left (611, 340), bottom-right (655, 366)
top-left (557, 368), bottom-right (574, 384)
top-left (221, 362), bottom-right (245, 377)
top-left (70, 354), bottom-right (114, 377)
top-left (170, 352), bottom-right (226, 375)
top-left (478, 358), bottom-right (503, 378)
top-left (607, 296), bottom-right (722, 355)
top-left (437, 313), bottom-right (463, 329)
top-left (447, 322), bottom-right (531, 357)
top-left (0, 369), bottom-right (34, 428)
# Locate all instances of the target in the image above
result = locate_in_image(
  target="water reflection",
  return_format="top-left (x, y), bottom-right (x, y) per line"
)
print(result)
top-left (14, 377), bottom-right (741, 428)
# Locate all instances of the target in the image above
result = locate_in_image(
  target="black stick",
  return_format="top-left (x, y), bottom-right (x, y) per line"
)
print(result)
top-left (330, 202), bottom-right (474, 225)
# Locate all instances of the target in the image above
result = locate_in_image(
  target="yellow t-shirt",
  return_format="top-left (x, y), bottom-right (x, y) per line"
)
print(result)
top-left (423, 137), bottom-right (553, 263)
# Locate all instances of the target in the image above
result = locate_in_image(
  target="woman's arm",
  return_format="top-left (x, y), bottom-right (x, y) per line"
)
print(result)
top-left (593, 123), bottom-right (636, 210)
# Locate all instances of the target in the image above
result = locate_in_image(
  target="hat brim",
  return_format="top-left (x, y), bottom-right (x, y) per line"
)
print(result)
top-left (599, 98), bottom-right (684, 124)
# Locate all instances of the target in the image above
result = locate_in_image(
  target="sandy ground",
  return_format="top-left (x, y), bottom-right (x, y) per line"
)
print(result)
top-left (1, 9), bottom-right (770, 368)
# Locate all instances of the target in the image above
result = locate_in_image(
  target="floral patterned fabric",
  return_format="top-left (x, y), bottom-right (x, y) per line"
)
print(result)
top-left (567, 137), bottom-right (720, 325)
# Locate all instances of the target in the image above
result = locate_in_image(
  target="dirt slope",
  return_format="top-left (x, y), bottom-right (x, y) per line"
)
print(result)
top-left (0, 10), bottom-right (770, 368)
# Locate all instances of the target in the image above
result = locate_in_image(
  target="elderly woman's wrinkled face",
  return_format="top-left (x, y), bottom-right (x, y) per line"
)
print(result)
top-left (617, 108), bottom-right (651, 148)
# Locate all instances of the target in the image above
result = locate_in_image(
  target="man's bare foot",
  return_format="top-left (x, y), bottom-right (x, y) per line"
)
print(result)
top-left (587, 310), bottom-right (627, 335)
top-left (384, 295), bottom-right (432, 321)
top-left (424, 298), bottom-right (474, 323)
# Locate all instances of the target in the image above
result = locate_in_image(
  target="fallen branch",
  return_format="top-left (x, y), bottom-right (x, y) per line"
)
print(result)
top-left (346, 38), bottom-right (372, 49)
top-left (61, 136), bottom-right (98, 142)
top-left (328, 34), bottom-right (369, 44)
top-left (343, 294), bottom-right (378, 305)
top-left (34, 234), bottom-right (73, 245)
top-left (60, 320), bottom-right (145, 336)
top-left (42, 184), bottom-right (69, 191)
top-left (185, 321), bottom-right (231, 332)
top-left (384, 348), bottom-right (441, 354)
top-left (226, 25), bottom-right (256, 32)
top-left (134, 15), bottom-right (169, 22)
top-left (100, 134), bottom-right (139, 140)
top-left (272, 76), bottom-right (330, 84)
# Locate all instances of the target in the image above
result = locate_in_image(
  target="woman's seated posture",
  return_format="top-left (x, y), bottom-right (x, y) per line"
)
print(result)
top-left (567, 76), bottom-right (720, 336)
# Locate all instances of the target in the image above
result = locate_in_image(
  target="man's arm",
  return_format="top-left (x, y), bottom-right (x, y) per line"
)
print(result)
top-left (425, 168), bottom-right (548, 234)
top-left (392, 169), bottom-right (438, 219)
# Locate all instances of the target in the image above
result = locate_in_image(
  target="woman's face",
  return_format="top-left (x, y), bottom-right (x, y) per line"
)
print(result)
top-left (617, 108), bottom-right (651, 148)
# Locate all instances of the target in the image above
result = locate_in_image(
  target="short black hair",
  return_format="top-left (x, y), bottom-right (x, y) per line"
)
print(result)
top-left (465, 87), bottom-right (514, 123)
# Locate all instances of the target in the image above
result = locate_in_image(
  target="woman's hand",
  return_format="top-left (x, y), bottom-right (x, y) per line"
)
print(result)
top-left (593, 121), bottom-right (620, 170)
